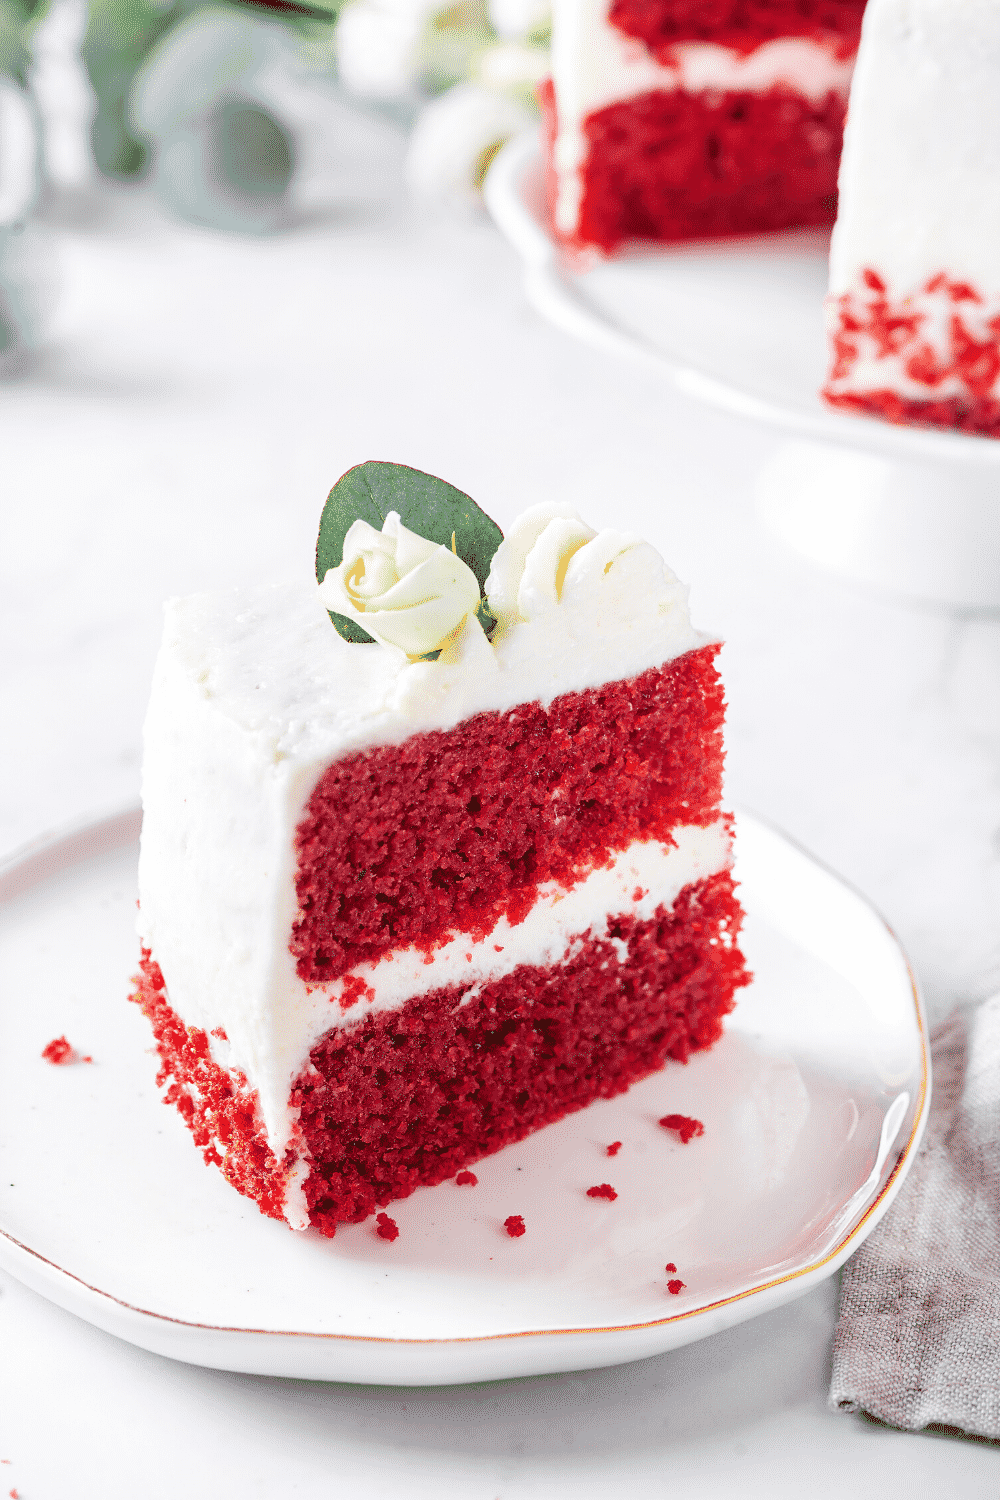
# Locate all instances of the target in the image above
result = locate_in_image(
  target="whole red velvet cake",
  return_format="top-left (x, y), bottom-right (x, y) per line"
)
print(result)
top-left (134, 464), bottom-right (749, 1234)
top-left (545, 0), bottom-right (865, 252)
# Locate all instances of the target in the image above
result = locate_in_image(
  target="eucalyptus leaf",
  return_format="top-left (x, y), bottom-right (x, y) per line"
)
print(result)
top-left (316, 461), bottom-right (504, 644)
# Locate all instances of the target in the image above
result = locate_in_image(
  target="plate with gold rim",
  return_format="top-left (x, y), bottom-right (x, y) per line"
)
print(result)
top-left (0, 807), bottom-right (928, 1384)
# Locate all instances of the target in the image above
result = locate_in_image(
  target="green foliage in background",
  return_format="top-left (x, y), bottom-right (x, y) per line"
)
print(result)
top-left (0, 0), bottom-right (47, 84)
top-left (81, 0), bottom-right (342, 180)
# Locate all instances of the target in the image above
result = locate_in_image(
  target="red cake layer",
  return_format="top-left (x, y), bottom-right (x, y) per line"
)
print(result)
top-left (292, 644), bottom-right (725, 985)
top-left (824, 270), bottom-right (1000, 438)
top-left (542, 83), bottom-right (844, 251)
top-left (131, 952), bottom-right (291, 1223)
top-left (608, 0), bottom-right (866, 61)
top-left (296, 868), bottom-right (749, 1235)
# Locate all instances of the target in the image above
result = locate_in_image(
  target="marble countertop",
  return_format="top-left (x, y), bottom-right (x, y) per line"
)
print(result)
top-left (2, 177), bottom-right (999, 1496)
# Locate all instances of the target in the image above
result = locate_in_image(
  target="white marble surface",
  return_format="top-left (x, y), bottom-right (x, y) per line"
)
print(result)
top-left (2, 176), bottom-right (1000, 1493)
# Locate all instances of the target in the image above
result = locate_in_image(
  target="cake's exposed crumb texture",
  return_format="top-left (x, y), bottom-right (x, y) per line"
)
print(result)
top-left (540, 79), bottom-right (844, 252)
top-left (608, 0), bottom-right (866, 61)
top-left (659, 1113), bottom-right (705, 1143)
top-left (824, 270), bottom-right (1000, 437)
top-left (131, 953), bottom-right (291, 1222)
top-left (504, 1215), bottom-right (526, 1237)
top-left (42, 1036), bottom-right (74, 1064)
top-left (293, 647), bottom-right (725, 984)
top-left (587, 1183), bottom-right (618, 1200)
top-left (295, 871), bottom-right (748, 1234)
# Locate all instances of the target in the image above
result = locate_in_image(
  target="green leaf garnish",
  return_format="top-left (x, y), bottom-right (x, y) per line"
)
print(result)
top-left (316, 461), bottom-right (504, 644)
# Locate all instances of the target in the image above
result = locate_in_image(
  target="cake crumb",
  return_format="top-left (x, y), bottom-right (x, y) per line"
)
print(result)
top-left (210, 1027), bottom-right (228, 1041)
top-left (659, 1114), bottom-right (704, 1144)
top-left (606, 1141), bottom-right (622, 1157)
top-left (504, 1215), bottom-right (525, 1237)
top-left (667, 1279), bottom-right (685, 1296)
top-left (455, 1170), bottom-right (478, 1186)
top-left (42, 1036), bottom-right (75, 1065)
top-left (375, 1212), bottom-right (399, 1241)
top-left (665, 1262), bottom-right (677, 1273)
top-left (587, 1183), bottom-right (618, 1201)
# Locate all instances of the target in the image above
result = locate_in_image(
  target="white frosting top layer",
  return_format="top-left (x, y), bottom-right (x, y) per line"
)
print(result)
top-left (137, 506), bottom-right (708, 1211)
top-left (550, 0), bottom-right (856, 234)
top-left (830, 0), bottom-right (1000, 296)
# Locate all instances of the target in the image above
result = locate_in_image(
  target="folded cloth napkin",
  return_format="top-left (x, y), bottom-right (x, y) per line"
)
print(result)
top-left (830, 994), bottom-right (1000, 1438)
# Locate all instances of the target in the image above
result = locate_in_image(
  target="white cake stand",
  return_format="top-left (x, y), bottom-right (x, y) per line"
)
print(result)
top-left (484, 133), bottom-right (1000, 612)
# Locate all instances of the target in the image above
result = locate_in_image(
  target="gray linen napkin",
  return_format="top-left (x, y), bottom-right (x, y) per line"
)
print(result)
top-left (830, 994), bottom-right (1000, 1438)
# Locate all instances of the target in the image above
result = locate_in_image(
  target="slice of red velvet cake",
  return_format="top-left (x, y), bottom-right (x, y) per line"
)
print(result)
top-left (133, 463), bottom-right (749, 1234)
top-left (545, 0), bottom-right (865, 252)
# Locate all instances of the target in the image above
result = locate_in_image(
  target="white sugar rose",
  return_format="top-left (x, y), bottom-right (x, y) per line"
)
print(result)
top-left (318, 510), bottom-right (483, 658)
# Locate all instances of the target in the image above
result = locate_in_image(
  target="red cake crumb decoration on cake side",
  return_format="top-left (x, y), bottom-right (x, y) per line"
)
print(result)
top-left (292, 648), bottom-right (726, 986)
top-left (587, 1183), bottom-right (618, 1201)
top-left (659, 1114), bottom-right (705, 1143)
top-left (456, 1170), bottom-right (478, 1186)
top-left (504, 1215), bottom-right (526, 1237)
top-left (130, 954), bottom-right (291, 1223)
top-left (606, 1141), bottom-right (622, 1157)
top-left (667, 1279), bottom-right (686, 1295)
top-left (608, 0), bottom-right (866, 61)
top-left (376, 1213), bottom-right (399, 1241)
top-left (824, 270), bottom-right (1000, 437)
top-left (42, 1037), bottom-right (74, 1065)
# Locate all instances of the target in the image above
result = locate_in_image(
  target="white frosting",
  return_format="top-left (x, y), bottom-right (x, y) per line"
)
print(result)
top-left (138, 509), bottom-right (708, 1222)
top-left (830, 0), bottom-right (1000, 297)
top-left (550, 0), bottom-right (856, 235)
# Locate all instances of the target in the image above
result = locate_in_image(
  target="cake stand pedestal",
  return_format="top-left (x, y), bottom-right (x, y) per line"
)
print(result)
top-left (485, 133), bottom-right (1000, 613)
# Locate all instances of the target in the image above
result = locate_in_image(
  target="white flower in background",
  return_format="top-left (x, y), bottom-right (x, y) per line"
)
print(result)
top-left (405, 81), bottom-right (534, 205)
top-left (486, 501), bottom-right (688, 630)
top-left (0, 78), bottom-right (39, 227)
top-left (318, 510), bottom-right (483, 658)
top-left (336, 0), bottom-right (443, 99)
top-left (488, 0), bottom-right (549, 41)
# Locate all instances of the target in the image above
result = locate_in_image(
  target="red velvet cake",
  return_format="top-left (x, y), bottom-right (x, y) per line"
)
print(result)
top-left (134, 464), bottom-right (749, 1233)
top-left (545, 0), bottom-right (865, 252)
top-left (823, 0), bottom-right (1000, 437)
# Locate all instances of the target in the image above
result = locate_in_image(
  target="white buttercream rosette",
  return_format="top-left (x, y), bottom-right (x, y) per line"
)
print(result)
top-left (318, 510), bottom-right (483, 658)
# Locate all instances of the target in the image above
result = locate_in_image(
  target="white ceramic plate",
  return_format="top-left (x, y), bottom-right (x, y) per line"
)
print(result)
top-left (484, 132), bottom-right (1000, 471)
top-left (0, 809), bottom-right (928, 1385)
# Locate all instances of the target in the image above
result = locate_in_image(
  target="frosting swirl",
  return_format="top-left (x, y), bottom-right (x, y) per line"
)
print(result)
top-left (318, 511), bottom-right (482, 658)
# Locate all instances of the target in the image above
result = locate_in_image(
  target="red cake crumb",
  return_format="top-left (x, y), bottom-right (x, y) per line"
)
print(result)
top-left (540, 79), bottom-right (845, 252)
top-left (608, 0), bottom-right (866, 61)
top-left (824, 270), bottom-right (1000, 437)
top-left (606, 1141), bottom-right (622, 1157)
top-left (659, 1113), bottom-right (705, 1144)
top-left (211, 1027), bottom-right (228, 1040)
top-left (665, 1262), bottom-right (677, 1273)
top-left (587, 1183), bottom-right (618, 1201)
top-left (504, 1215), bottom-right (526, 1237)
top-left (455, 1170), bottom-right (478, 1186)
top-left (297, 870), bottom-right (747, 1234)
top-left (292, 648), bottom-right (725, 984)
top-left (42, 1036), bottom-right (74, 1065)
top-left (375, 1212), bottom-right (399, 1241)
top-left (131, 953), bottom-right (291, 1223)
top-left (667, 1279), bottom-right (686, 1295)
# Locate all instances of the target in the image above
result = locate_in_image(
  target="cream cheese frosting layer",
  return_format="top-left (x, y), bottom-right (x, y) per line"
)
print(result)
top-left (551, 0), bottom-right (856, 234)
top-left (829, 0), bottom-right (1000, 298)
